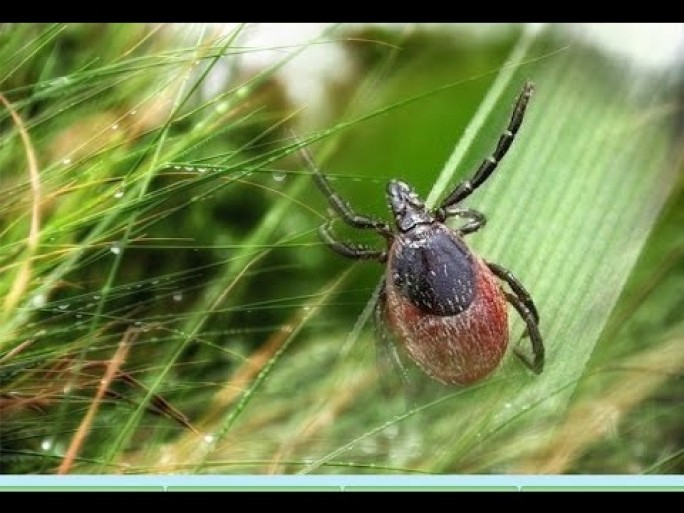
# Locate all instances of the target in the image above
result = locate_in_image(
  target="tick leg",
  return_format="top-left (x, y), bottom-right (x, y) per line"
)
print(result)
top-left (487, 260), bottom-right (543, 374)
top-left (438, 82), bottom-right (534, 211)
top-left (374, 284), bottom-right (414, 396)
top-left (503, 291), bottom-right (544, 374)
top-left (295, 139), bottom-right (393, 238)
top-left (441, 206), bottom-right (487, 235)
top-left (319, 221), bottom-right (387, 262)
top-left (487, 262), bottom-right (539, 323)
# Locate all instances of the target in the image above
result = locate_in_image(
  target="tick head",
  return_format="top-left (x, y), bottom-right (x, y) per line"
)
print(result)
top-left (387, 180), bottom-right (433, 233)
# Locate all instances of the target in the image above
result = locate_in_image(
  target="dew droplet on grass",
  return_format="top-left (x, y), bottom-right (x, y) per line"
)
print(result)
top-left (32, 294), bottom-right (47, 307)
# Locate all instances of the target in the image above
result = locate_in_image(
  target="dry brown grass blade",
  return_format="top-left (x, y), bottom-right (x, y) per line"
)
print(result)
top-left (57, 328), bottom-right (135, 474)
top-left (0, 338), bottom-right (34, 364)
top-left (0, 94), bottom-right (42, 322)
top-left (101, 366), bottom-right (200, 435)
top-left (0, 354), bottom-right (199, 434)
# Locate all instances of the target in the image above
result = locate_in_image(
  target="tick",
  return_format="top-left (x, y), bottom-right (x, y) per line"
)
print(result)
top-left (298, 81), bottom-right (544, 386)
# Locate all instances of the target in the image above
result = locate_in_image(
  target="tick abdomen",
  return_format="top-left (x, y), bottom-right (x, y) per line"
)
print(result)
top-left (385, 225), bottom-right (509, 385)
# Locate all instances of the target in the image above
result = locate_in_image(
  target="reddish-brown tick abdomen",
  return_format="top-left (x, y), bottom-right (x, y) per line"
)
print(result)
top-left (383, 226), bottom-right (509, 385)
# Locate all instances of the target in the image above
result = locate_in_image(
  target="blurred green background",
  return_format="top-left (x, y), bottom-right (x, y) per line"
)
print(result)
top-left (0, 23), bottom-right (682, 476)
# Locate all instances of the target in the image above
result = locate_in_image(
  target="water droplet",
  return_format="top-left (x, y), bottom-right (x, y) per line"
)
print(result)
top-left (329, 176), bottom-right (338, 181)
top-left (215, 101), bottom-right (229, 114)
top-left (196, 167), bottom-right (207, 174)
top-left (111, 123), bottom-right (119, 130)
top-left (152, 280), bottom-right (159, 285)
top-left (62, 158), bottom-right (72, 165)
top-left (385, 424), bottom-right (399, 438)
top-left (76, 314), bottom-right (82, 319)
top-left (203, 433), bottom-right (215, 444)
top-left (129, 109), bottom-right (137, 115)
top-left (173, 292), bottom-right (183, 302)
top-left (41, 439), bottom-right (53, 452)
top-left (93, 295), bottom-right (101, 300)
top-left (505, 402), bottom-right (512, 409)
top-left (353, 177), bottom-right (362, 182)
top-left (134, 321), bottom-right (142, 327)
top-left (58, 304), bottom-right (69, 310)
top-left (236, 86), bottom-right (250, 98)
top-left (32, 294), bottom-right (47, 307)
top-left (272, 171), bottom-right (286, 182)
top-left (280, 325), bottom-right (293, 334)
top-left (110, 242), bottom-right (122, 255)
top-left (54, 76), bottom-right (71, 87)
top-left (114, 188), bottom-right (124, 199)
top-left (173, 165), bottom-right (181, 170)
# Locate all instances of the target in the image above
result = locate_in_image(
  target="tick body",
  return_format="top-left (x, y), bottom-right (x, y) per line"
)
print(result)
top-left (297, 82), bottom-right (544, 386)
top-left (383, 223), bottom-right (509, 385)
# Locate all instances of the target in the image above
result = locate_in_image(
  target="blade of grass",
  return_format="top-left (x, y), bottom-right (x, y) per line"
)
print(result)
top-left (0, 94), bottom-right (41, 319)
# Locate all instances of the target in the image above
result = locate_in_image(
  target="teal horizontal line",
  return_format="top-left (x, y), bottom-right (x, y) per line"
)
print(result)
top-left (346, 486), bottom-right (518, 492)
top-left (523, 486), bottom-right (684, 492)
top-left (0, 487), bottom-right (164, 492)
top-left (167, 486), bottom-right (340, 492)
